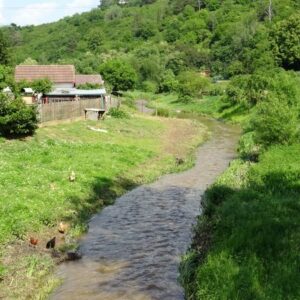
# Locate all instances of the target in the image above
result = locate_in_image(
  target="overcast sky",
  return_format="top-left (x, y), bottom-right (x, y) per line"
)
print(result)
top-left (0, 0), bottom-right (99, 26)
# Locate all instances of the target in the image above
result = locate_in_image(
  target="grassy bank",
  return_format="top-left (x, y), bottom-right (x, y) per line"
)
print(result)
top-left (180, 143), bottom-right (300, 298)
top-left (124, 90), bottom-right (250, 123)
top-left (0, 114), bottom-right (207, 299)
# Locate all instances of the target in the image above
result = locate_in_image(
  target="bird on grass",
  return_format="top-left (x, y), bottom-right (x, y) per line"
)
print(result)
top-left (29, 237), bottom-right (38, 247)
top-left (46, 237), bottom-right (56, 249)
top-left (69, 171), bottom-right (76, 182)
top-left (58, 222), bottom-right (69, 234)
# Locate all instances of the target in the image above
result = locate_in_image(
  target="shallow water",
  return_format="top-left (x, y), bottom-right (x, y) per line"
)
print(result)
top-left (51, 117), bottom-right (239, 300)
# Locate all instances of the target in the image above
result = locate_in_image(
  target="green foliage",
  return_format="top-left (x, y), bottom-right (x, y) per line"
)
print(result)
top-left (100, 59), bottom-right (138, 92)
top-left (225, 69), bottom-right (300, 107)
top-left (0, 65), bottom-right (15, 90)
top-left (270, 14), bottom-right (300, 70)
top-left (181, 144), bottom-right (300, 299)
top-left (177, 71), bottom-right (211, 101)
top-left (0, 30), bottom-right (10, 65)
top-left (159, 70), bottom-right (179, 93)
top-left (108, 107), bottom-right (130, 118)
top-left (0, 94), bottom-right (38, 138)
top-left (154, 107), bottom-right (170, 117)
top-left (250, 96), bottom-right (299, 148)
top-left (31, 78), bottom-right (53, 94)
top-left (77, 83), bottom-right (102, 90)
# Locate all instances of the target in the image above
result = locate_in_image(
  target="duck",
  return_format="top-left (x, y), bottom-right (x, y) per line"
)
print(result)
top-left (58, 222), bottom-right (69, 234)
top-left (46, 237), bottom-right (56, 249)
top-left (69, 171), bottom-right (76, 182)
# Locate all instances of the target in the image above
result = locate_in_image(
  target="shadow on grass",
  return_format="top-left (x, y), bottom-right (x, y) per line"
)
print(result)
top-left (67, 176), bottom-right (138, 227)
top-left (180, 168), bottom-right (300, 299)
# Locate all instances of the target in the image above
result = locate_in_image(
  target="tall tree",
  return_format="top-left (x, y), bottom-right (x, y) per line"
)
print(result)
top-left (0, 30), bottom-right (10, 65)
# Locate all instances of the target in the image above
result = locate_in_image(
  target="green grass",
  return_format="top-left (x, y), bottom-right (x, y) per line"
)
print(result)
top-left (180, 144), bottom-right (300, 300)
top-left (0, 114), bottom-right (207, 299)
top-left (124, 90), bottom-right (250, 123)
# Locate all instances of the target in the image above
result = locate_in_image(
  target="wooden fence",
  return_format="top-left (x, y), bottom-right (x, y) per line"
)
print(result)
top-left (38, 98), bottom-right (103, 123)
top-left (37, 96), bottom-right (121, 123)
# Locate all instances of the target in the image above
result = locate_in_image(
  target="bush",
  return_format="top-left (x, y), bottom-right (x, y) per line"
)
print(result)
top-left (0, 94), bottom-right (38, 138)
top-left (238, 131), bottom-right (260, 161)
top-left (250, 96), bottom-right (298, 148)
top-left (177, 71), bottom-right (211, 101)
top-left (141, 80), bottom-right (158, 93)
top-left (153, 107), bottom-right (170, 118)
top-left (224, 69), bottom-right (300, 108)
top-left (108, 107), bottom-right (130, 119)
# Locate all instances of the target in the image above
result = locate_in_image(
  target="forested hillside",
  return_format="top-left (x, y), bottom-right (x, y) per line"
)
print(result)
top-left (4, 0), bottom-right (300, 88)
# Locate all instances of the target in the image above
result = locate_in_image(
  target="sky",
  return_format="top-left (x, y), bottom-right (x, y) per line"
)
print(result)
top-left (0, 0), bottom-right (100, 26)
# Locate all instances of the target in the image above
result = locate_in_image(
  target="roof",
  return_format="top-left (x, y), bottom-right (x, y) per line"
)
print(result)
top-left (15, 65), bottom-right (75, 83)
top-left (23, 88), bottom-right (34, 94)
top-left (75, 74), bottom-right (104, 86)
top-left (45, 88), bottom-right (106, 97)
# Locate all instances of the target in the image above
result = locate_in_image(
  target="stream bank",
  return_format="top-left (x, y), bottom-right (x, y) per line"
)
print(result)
top-left (51, 117), bottom-right (239, 300)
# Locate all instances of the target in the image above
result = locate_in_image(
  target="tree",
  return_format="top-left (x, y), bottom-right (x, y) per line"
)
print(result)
top-left (0, 93), bottom-right (38, 138)
top-left (31, 79), bottom-right (53, 94)
top-left (270, 14), bottom-right (300, 70)
top-left (0, 30), bottom-right (10, 65)
top-left (100, 59), bottom-right (138, 92)
top-left (177, 71), bottom-right (211, 101)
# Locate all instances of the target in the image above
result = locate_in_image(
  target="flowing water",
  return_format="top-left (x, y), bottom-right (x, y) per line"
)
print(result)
top-left (51, 117), bottom-right (240, 300)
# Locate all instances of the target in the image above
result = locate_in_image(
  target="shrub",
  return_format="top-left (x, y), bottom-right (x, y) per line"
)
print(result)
top-left (141, 80), bottom-right (158, 93)
top-left (250, 96), bottom-right (298, 148)
top-left (0, 94), bottom-right (38, 138)
top-left (225, 69), bottom-right (300, 108)
top-left (108, 107), bottom-right (130, 119)
top-left (238, 131), bottom-right (260, 161)
top-left (177, 71), bottom-right (211, 101)
top-left (154, 107), bottom-right (170, 118)
top-left (159, 70), bottom-right (179, 93)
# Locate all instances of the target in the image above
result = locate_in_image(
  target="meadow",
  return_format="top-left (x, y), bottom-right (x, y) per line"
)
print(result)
top-left (0, 114), bottom-right (207, 299)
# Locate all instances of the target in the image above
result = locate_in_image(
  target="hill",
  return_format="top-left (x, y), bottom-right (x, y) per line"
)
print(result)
top-left (4, 0), bottom-right (300, 88)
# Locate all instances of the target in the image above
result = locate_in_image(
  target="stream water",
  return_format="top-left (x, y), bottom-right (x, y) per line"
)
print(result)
top-left (51, 116), bottom-right (239, 300)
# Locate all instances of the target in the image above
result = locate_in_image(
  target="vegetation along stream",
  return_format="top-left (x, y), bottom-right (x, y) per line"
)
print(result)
top-left (51, 117), bottom-right (240, 300)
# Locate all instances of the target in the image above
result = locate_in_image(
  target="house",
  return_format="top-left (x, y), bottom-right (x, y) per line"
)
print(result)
top-left (15, 65), bottom-right (76, 89)
top-left (15, 64), bottom-right (104, 89)
top-left (14, 64), bottom-right (106, 104)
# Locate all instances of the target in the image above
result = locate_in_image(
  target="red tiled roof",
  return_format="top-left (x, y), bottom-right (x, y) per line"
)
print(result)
top-left (15, 65), bottom-right (75, 83)
top-left (75, 74), bottom-right (104, 86)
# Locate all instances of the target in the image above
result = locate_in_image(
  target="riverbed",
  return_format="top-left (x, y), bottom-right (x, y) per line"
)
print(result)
top-left (51, 117), bottom-right (239, 300)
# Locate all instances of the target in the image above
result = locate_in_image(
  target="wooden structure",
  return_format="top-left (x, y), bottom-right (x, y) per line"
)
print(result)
top-left (38, 98), bottom-right (104, 123)
top-left (84, 108), bottom-right (106, 120)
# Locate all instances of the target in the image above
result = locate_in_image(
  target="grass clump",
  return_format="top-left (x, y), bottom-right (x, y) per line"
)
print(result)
top-left (108, 107), bottom-right (130, 119)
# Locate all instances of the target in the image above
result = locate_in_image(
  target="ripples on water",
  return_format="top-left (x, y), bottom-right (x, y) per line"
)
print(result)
top-left (52, 118), bottom-right (239, 300)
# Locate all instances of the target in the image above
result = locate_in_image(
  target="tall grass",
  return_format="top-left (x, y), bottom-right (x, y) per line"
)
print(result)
top-left (180, 144), bottom-right (300, 299)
